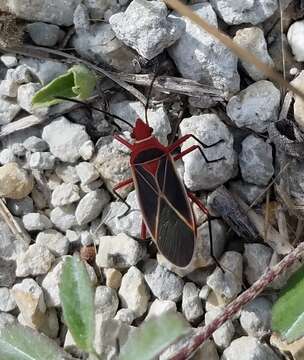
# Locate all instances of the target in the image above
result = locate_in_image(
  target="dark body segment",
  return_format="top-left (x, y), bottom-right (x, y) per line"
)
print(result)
top-left (132, 147), bottom-right (195, 267)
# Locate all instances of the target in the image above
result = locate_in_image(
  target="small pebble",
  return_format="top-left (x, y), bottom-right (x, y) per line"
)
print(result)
top-left (0, 162), bottom-right (34, 199)
top-left (75, 189), bottom-right (110, 225)
top-left (95, 286), bottom-right (119, 319)
top-left (239, 135), bottom-right (274, 186)
top-left (26, 22), bottom-right (60, 47)
top-left (96, 233), bottom-right (147, 269)
top-left (0, 257), bottom-right (16, 287)
top-left (182, 282), bottom-right (204, 323)
top-left (16, 244), bottom-right (55, 277)
top-left (207, 251), bottom-right (243, 302)
top-left (244, 244), bottom-right (272, 285)
top-left (119, 266), bottom-right (150, 318)
top-left (144, 260), bottom-right (184, 302)
top-left (114, 309), bottom-right (135, 325)
top-left (22, 212), bottom-right (52, 231)
top-left (36, 229), bottom-right (69, 257)
top-left (29, 152), bottom-right (56, 170)
top-left (12, 278), bottom-right (46, 329)
top-left (17, 82), bottom-right (42, 113)
top-left (79, 140), bottom-right (94, 160)
top-left (0, 149), bottom-right (16, 164)
top-left (50, 205), bottom-right (77, 232)
top-left (0, 79), bottom-right (18, 97)
top-left (226, 80), bottom-right (281, 133)
top-left (287, 20), bottom-right (304, 62)
top-left (0, 98), bottom-right (21, 124)
top-left (76, 161), bottom-right (99, 185)
top-left (0, 288), bottom-right (16, 312)
top-left (7, 196), bottom-right (34, 216)
top-left (1, 54), bottom-right (18, 68)
top-left (51, 183), bottom-right (80, 207)
top-left (55, 164), bottom-right (80, 184)
top-left (145, 299), bottom-right (177, 322)
top-left (104, 268), bottom-right (122, 289)
top-left (222, 336), bottom-right (281, 360)
top-left (240, 297), bottom-right (272, 337)
top-left (23, 136), bottom-right (48, 152)
top-left (42, 117), bottom-right (90, 163)
top-left (205, 308), bottom-right (235, 349)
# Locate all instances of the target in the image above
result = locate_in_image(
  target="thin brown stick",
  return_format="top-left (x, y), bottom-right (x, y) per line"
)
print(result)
top-left (166, 242), bottom-right (304, 360)
top-left (163, 0), bottom-right (304, 102)
top-left (0, 199), bottom-right (31, 244)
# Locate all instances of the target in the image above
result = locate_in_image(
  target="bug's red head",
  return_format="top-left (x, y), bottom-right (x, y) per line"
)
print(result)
top-left (131, 118), bottom-right (153, 141)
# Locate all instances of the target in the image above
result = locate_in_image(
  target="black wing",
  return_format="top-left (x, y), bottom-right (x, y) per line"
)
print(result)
top-left (133, 150), bottom-right (195, 267)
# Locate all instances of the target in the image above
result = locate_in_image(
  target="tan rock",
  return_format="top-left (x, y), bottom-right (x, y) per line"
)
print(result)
top-left (0, 162), bottom-right (33, 199)
top-left (104, 268), bottom-right (122, 289)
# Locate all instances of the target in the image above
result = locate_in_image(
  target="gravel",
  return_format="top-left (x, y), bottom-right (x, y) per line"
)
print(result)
top-left (0, 2), bottom-right (298, 358)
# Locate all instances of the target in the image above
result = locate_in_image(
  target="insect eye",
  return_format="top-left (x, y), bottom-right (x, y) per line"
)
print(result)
top-left (130, 133), bottom-right (135, 139)
top-left (149, 127), bottom-right (153, 133)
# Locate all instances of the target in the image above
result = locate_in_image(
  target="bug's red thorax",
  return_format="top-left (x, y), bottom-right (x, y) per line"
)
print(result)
top-left (130, 119), bottom-right (167, 176)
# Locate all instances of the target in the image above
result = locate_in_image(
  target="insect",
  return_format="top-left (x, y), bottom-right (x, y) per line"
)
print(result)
top-left (57, 96), bottom-right (225, 268)
top-left (111, 116), bottom-right (225, 268)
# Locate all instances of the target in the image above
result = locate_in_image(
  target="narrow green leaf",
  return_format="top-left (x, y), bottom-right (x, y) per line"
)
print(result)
top-left (0, 323), bottom-right (72, 360)
top-left (32, 64), bottom-right (96, 108)
top-left (272, 265), bottom-right (304, 343)
top-left (119, 312), bottom-right (189, 360)
top-left (59, 256), bottom-right (95, 352)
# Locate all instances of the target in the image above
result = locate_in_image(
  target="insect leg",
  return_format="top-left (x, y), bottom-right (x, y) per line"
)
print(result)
top-left (141, 220), bottom-right (147, 240)
top-left (113, 133), bottom-right (133, 150)
top-left (112, 178), bottom-right (134, 218)
top-left (173, 145), bottom-right (224, 163)
top-left (187, 192), bottom-right (224, 272)
top-left (168, 134), bottom-right (225, 151)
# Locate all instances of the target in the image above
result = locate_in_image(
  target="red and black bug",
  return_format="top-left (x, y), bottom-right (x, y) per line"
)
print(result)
top-left (57, 95), bottom-right (225, 268)
top-left (112, 117), bottom-right (225, 268)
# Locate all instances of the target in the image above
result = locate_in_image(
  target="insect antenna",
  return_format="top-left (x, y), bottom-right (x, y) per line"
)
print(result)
top-left (144, 68), bottom-right (160, 126)
top-left (54, 96), bottom-right (134, 130)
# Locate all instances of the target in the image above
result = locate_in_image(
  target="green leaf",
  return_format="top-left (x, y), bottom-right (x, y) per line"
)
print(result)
top-left (59, 256), bottom-right (95, 352)
top-left (272, 265), bottom-right (304, 343)
top-left (119, 312), bottom-right (189, 360)
top-left (0, 323), bottom-right (72, 360)
top-left (32, 64), bottom-right (96, 108)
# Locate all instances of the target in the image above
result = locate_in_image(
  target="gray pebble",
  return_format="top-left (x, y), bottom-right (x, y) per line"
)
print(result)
top-left (26, 22), bottom-right (60, 47)
top-left (182, 282), bottom-right (204, 323)
top-left (79, 140), bottom-right (94, 160)
top-left (244, 244), bottom-right (272, 285)
top-left (119, 266), bottom-right (150, 318)
top-left (16, 244), bottom-right (55, 277)
top-left (22, 212), bottom-right (52, 231)
top-left (114, 309), bottom-right (135, 325)
top-left (205, 308), bottom-right (235, 349)
top-left (229, 180), bottom-right (266, 205)
top-left (29, 152), bottom-right (56, 170)
top-left (109, 0), bottom-right (184, 60)
top-left (0, 97), bottom-right (21, 124)
top-left (75, 161), bottom-right (99, 185)
top-left (207, 251), bottom-right (243, 302)
top-left (240, 297), bottom-right (272, 337)
top-left (222, 336), bottom-right (280, 360)
top-left (144, 260), bottom-right (184, 302)
top-left (239, 135), bottom-right (274, 186)
top-left (227, 81), bottom-right (281, 133)
top-left (0, 148), bottom-right (16, 164)
top-left (209, 0), bottom-right (278, 25)
top-left (17, 82), bottom-right (42, 113)
top-left (0, 79), bottom-right (18, 97)
top-left (0, 257), bottom-right (16, 287)
top-left (7, 196), bottom-right (34, 216)
top-left (96, 233), bottom-right (146, 269)
top-left (1, 54), bottom-right (18, 68)
top-left (55, 164), bottom-right (80, 184)
top-left (0, 288), bottom-right (16, 312)
top-left (95, 286), bottom-right (119, 319)
top-left (50, 205), bottom-right (77, 232)
top-left (23, 136), bottom-right (48, 152)
top-left (42, 117), bottom-right (90, 163)
top-left (51, 183), bottom-right (80, 207)
top-left (36, 229), bottom-right (69, 257)
top-left (179, 114), bottom-right (237, 191)
top-left (75, 189), bottom-right (110, 225)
